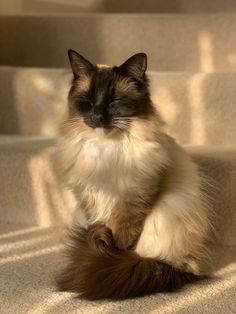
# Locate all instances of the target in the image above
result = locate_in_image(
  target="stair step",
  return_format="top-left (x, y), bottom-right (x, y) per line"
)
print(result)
top-left (189, 146), bottom-right (236, 247)
top-left (0, 14), bottom-right (236, 71)
top-left (0, 136), bottom-right (235, 246)
top-left (100, 0), bottom-right (236, 13)
top-left (2, 0), bottom-right (236, 14)
top-left (0, 136), bottom-right (74, 227)
top-left (1, 66), bottom-right (236, 146)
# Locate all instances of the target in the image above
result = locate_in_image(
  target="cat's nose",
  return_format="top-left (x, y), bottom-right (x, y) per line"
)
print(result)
top-left (91, 113), bottom-right (105, 125)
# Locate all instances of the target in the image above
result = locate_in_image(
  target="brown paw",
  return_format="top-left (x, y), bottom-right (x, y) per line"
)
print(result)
top-left (87, 223), bottom-right (114, 251)
top-left (112, 223), bottom-right (142, 250)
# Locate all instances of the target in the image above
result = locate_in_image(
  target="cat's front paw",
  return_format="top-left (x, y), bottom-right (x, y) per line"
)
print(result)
top-left (111, 223), bottom-right (142, 250)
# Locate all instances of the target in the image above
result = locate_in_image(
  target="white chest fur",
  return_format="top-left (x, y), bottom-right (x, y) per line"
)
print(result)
top-left (59, 131), bottom-right (169, 223)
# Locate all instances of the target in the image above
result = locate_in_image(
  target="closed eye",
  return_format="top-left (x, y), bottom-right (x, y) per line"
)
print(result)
top-left (76, 99), bottom-right (93, 114)
top-left (109, 98), bottom-right (124, 106)
top-left (108, 98), bottom-right (137, 117)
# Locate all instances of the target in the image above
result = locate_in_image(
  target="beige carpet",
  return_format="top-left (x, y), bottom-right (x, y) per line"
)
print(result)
top-left (0, 223), bottom-right (236, 314)
top-left (1, 14), bottom-right (236, 72)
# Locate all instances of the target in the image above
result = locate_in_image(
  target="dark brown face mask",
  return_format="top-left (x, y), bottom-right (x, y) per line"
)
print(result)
top-left (67, 50), bottom-right (154, 131)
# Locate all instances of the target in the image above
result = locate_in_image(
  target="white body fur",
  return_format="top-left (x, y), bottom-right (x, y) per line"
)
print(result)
top-left (57, 117), bottom-right (211, 275)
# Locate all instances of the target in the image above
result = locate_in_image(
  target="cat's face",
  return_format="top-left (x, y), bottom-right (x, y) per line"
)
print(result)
top-left (67, 50), bottom-right (154, 134)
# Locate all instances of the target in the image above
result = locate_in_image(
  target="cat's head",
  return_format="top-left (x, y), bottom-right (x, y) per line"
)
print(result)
top-left (66, 50), bottom-right (154, 135)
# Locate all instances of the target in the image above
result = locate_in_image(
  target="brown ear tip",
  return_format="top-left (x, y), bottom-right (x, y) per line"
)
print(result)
top-left (136, 53), bottom-right (147, 71)
top-left (141, 53), bottom-right (147, 66)
top-left (132, 53), bottom-right (147, 69)
top-left (68, 49), bottom-right (73, 59)
top-left (136, 52), bottom-right (147, 60)
top-left (67, 49), bottom-right (78, 59)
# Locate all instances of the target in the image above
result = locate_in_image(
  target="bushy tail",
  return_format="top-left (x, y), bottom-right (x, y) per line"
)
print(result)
top-left (57, 224), bottom-right (200, 300)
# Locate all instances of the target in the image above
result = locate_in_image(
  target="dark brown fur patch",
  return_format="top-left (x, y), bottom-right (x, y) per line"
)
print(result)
top-left (107, 204), bottom-right (148, 250)
top-left (67, 50), bottom-right (155, 129)
top-left (106, 169), bottom-right (167, 251)
top-left (57, 224), bottom-right (201, 300)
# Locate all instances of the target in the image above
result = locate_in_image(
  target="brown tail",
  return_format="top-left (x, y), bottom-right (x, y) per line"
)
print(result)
top-left (57, 224), bottom-right (200, 300)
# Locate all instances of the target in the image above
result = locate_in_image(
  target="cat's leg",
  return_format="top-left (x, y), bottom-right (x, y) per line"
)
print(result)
top-left (135, 198), bottom-right (211, 275)
top-left (107, 203), bottom-right (150, 250)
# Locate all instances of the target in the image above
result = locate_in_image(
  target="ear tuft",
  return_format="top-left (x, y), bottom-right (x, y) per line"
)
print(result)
top-left (68, 49), bottom-right (94, 78)
top-left (119, 53), bottom-right (147, 80)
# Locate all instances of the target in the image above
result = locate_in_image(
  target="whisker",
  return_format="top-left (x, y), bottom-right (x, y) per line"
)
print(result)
top-left (112, 122), bottom-right (131, 132)
top-left (113, 117), bottom-right (136, 121)
top-left (112, 119), bottom-right (135, 125)
top-left (64, 118), bottom-right (84, 123)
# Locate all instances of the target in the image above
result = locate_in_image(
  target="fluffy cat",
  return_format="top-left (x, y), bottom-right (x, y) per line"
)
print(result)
top-left (56, 50), bottom-right (212, 299)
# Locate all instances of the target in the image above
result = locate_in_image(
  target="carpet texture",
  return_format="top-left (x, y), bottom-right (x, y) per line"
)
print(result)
top-left (1, 14), bottom-right (236, 72)
top-left (2, 0), bottom-right (236, 14)
top-left (0, 223), bottom-right (236, 314)
top-left (0, 136), bottom-right (74, 227)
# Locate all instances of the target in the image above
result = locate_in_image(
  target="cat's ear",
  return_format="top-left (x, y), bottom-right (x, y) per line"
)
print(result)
top-left (119, 53), bottom-right (147, 80)
top-left (68, 49), bottom-right (94, 78)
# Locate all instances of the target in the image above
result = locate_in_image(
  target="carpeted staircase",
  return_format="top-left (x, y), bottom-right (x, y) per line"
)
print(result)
top-left (0, 2), bottom-right (236, 313)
